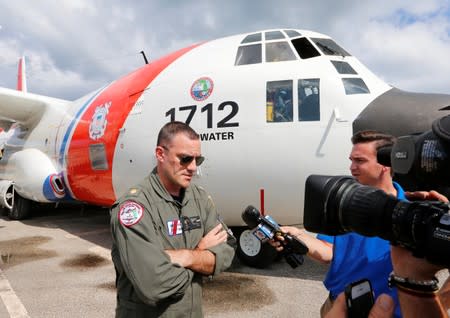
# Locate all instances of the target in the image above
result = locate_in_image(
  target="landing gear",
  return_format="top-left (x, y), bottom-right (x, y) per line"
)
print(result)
top-left (236, 229), bottom-right (277, 268)
top-left (8, 193), bottom-right (31, 220)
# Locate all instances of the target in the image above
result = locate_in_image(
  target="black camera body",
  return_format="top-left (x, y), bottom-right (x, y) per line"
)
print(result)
top-left (242, 205), bottom-right (309, 268)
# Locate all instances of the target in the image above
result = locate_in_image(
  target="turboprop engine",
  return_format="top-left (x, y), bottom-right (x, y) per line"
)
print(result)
top-left (1, 148), bottom-right (66, 219)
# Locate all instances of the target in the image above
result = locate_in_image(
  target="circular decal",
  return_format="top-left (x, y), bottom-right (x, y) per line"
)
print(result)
top-left (190, 77), bottom-right (214, 101)
top-left (119, 201), bottom-right (144, 227)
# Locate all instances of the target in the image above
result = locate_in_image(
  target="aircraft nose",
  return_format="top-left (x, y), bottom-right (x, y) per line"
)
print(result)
top-left (353, 88), bottom-right (450, 136)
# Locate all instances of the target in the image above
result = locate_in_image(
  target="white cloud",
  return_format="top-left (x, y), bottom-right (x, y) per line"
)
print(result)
top-left (0, 0), bottom-right (450, 98)
top-left (349, 5), bottom-right (450, 93)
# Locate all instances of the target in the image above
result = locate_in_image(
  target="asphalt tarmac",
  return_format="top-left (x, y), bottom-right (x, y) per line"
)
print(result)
top-left (0, 205), bottom-right (329, 318)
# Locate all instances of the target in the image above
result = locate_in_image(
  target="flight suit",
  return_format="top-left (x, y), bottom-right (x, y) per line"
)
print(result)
top-left (110, 168), bottom-right (236, 317)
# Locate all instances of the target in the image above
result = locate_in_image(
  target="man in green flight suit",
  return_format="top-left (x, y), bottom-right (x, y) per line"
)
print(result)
top-left (110, 121), bottom-right (236, 317)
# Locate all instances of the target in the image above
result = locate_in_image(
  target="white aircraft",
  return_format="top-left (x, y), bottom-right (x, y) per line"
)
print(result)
top-left (1, 29), bottom-right (449, 266)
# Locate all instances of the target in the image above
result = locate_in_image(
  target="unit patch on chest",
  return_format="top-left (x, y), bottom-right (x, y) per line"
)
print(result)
top-left (118, 201), bottom-right (144, 227)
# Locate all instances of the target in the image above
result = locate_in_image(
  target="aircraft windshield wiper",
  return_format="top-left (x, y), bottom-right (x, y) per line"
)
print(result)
top-left (316, 43), bottom-right (336, 55)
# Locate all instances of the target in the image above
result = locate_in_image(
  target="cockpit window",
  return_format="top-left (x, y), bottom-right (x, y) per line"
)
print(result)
top-left (331, 61), bottom-right (357, 74)
top-left (284, 30), bottom-right (302, 38)
top-left (298, 79), bottom-right (320, 121)
top-left (241, 33), bottom-right (262, 44)
top-left (311, 38), bottom-right (350, 56)
top-left (342, 78), bottom-right (370, 94)
top-left (235, 44), bottom-right (262, 65)
top-left (266, 42), bottom-right (296, 62)
top-left (291, 37), bottom-right (321, 59)
top-left (266, 80), bottom-right (293, 122)
top-left (265, 31), bottom-right (285, 40)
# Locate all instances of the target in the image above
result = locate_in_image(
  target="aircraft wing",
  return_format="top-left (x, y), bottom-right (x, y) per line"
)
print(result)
top-left (0, 87), bottom-right (69, 128)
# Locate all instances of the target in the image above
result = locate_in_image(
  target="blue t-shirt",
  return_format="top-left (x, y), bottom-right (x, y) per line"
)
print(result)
top-left (317, 182), bottom-right (405, 318)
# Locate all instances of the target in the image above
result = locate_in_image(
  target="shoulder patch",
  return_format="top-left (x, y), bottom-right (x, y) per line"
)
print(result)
top-left (118, 201), bottom-right (144, 227)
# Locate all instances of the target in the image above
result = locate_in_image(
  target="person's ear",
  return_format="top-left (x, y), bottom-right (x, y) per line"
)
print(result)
top-left (155, 146), bottom-right (165, 162)
top-left (382, 166), bottom-right (392, 175)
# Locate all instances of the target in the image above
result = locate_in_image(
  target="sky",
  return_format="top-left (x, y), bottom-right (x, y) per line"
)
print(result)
top-left (0, 0), bottom-right (450, 100)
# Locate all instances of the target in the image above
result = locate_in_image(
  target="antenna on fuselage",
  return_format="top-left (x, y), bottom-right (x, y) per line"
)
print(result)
top-left (140, 51), bottom-right (149, 64)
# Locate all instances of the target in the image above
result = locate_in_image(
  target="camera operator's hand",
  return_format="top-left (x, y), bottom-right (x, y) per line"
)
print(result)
top-left (324, 292), bottom-right (394, 318)
top-left (390, 245), bottom-right (448, 317)
top-left (268, 226), bottom-right (333, 264)
top-left (391, 245), bottom-right (443, 281)
top-left (404, 190), bottom-right (449, 203)
top-left (439, 276), bottom-right (450, 311)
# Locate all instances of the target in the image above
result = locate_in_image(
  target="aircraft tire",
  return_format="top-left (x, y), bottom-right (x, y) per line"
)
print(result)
top-left (236, 229), bottom-right (277, 268)
top-left (8, 193), bottom-right (31, 220)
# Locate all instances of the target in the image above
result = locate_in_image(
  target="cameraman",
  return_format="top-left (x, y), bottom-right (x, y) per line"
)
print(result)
top-left (271, 130), bottom-right (403, 317)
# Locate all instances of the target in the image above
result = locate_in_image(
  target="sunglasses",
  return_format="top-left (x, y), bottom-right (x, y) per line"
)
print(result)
top-left (178, 154), bottom-right (205, 166)
top-left (161, 146), bottom-right (205, 166)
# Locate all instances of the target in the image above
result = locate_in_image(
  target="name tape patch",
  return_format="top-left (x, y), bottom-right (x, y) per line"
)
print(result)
top-left (182, 216), bottom-right (202, 231)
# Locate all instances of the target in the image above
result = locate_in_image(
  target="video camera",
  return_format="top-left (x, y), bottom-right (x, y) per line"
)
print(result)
top-left (304, 175), bottom-right (450, 266)
top-left (242, 205), bottom-right (309, 268)
top-left (303, 115), bottom-right (450, 266)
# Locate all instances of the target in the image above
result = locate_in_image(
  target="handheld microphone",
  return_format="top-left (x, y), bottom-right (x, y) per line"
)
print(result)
top-left (241, 205), bottom-right (309, 268)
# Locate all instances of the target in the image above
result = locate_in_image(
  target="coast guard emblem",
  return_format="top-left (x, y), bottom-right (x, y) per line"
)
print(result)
top-left (119, 201), bottom-right (143, 227)
top-left (89, 101), bottom-right (111, 140)
top-left (190, 77), bottom-right (213, 101)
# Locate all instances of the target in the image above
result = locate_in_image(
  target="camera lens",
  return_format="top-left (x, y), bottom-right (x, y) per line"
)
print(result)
top-left (304, 175), bottom-right (398, 239)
